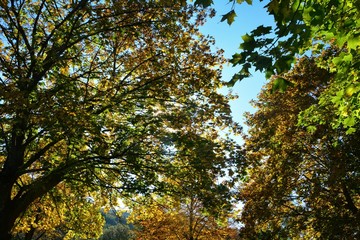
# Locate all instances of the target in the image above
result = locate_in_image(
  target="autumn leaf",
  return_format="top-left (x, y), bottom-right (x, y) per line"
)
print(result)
top-left (221, 10), bottom-right (237, 25)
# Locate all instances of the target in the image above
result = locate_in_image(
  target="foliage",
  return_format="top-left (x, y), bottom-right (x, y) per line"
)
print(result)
top-left (99, 210), bottom-right (133, 240)
top-left (129, 194), bottom-right (238, 240)
top-left (100, 224), bottom-right (132, 240)
top-left (127, 158), bottom-right (240, 240)
top-left (11, 182), bottom-right (104, 240)
top-left (102, 209), bottom-right (131, 228)
top-left (0, 0), bottom-right (240, 238)
top-left (205, 0), bottom-right (360, 132)
top-left (239, 56), bottom-right (360, 239)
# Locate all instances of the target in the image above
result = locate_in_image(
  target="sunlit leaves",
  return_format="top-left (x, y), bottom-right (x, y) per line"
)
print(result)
top-left (221, 10), bottom-right (237, 25)
top-left (12, 183), bottom-right (105, 239)
top-left (239, 56), bottom-right (360, 238)
top-left (192, 0), bottom-right (359, 131)
top-left (129, 194), bottom-right (237, 239)
top-left (271, 77), bottom-right (293, 93)
top-left (0, 1), bottom-right (239, 238)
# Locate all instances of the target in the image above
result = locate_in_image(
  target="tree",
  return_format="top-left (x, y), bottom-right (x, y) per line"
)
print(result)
top-left (100, 224), bottom-right (132, 240)
top-left (198, 0), bottom-right (360, 132)
top-left (129, 194), bottom-right (238, 240)
top-left (234, 0), bottom-right (360, 132)
top-left (128, 153), bottom-right (240, 240)
top-left (0, 1), bottom-right (239, 238)
top-left (99, 210), bottom-right (133, 240)
top-left (239, 55), bottom-right (360, 239)
top-left (11, 182), bottom-right (105, 240)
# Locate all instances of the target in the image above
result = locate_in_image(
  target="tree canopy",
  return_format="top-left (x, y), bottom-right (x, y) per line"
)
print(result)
top-left (128, 154), bottom-right (239, 240)
top-left (129, 194), bottom-right (238, 240)
top-left (99, 210), bottom-right (133, 240)
top-left (0, 1), bottom-right (240, 238)
top-left (198, 0), bottom-right (360, 238)
top-left (189, 0), bottom-right (360, 238)
top-left (239, 55), bottom-right (360, 239)
top-left (2, 0), bottom-right (359, 238)
top-left (204, 0), bottom-right (360, 133)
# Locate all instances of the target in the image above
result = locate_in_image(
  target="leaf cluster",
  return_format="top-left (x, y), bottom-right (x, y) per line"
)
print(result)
top-left (239, 56), bottom-right (360, 239)
top-left (222, 0), bottom-right (360, 130)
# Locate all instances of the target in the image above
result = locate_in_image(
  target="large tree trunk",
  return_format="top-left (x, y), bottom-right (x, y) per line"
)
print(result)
top-left (0, 230), bottom-right (12, 240)
top-left (0, 134), bottom-right (26, 240)
top-left (0, 156), bottom-right (66, 239)
top-left (0, 206), bottom-right (17, 240)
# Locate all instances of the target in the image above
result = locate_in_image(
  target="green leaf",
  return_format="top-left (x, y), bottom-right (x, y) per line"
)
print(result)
top-left (194, 0), bottom-right (213, 7)
top-left (331, 52), bottom-right (353, 70)
top-left (273, 55), bottom-right (294, 73)
top-left (344, 116), bottom-right (355, 127)
top-left (332, 56), bottom-right (342, 65)
top-left (227, 73), bottom-right (247, 86)
top-left (266, 0), bottom-right (280, 14)
top-left (306, 125), bottom-right (317, 133)
top-left (346, 127), bottom-right (356, 134)
top-left (230, 53), bottom-right (243, 66)
top-left (221, 10), bottom-right (237, 25)
top-left (271, 78), bottom-right (293, 93)
top-left (348, 35), bottom-right (360, 50)
top-left (345, 85), bottom-right (358, 97)
top-left (343, 53), bottom-right (353, 63)
top-left (331, 90), bottom-right (344, 105)
top-left (335, 32), bottom-right (348, 47)
top-left (254, 56), bottom-right (273, 72)
top-left (265, 69), bottom-right (275, 79)
top-left (251, 25), bottom-right (272, 36)
top-left (319, 30), bottom-right (335, 41)
top-left (241, 33), bottom-right (253, 42)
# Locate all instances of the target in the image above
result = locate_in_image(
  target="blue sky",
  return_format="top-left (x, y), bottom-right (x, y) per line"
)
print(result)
top-left (198, 0), bottom-right (274, 141)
